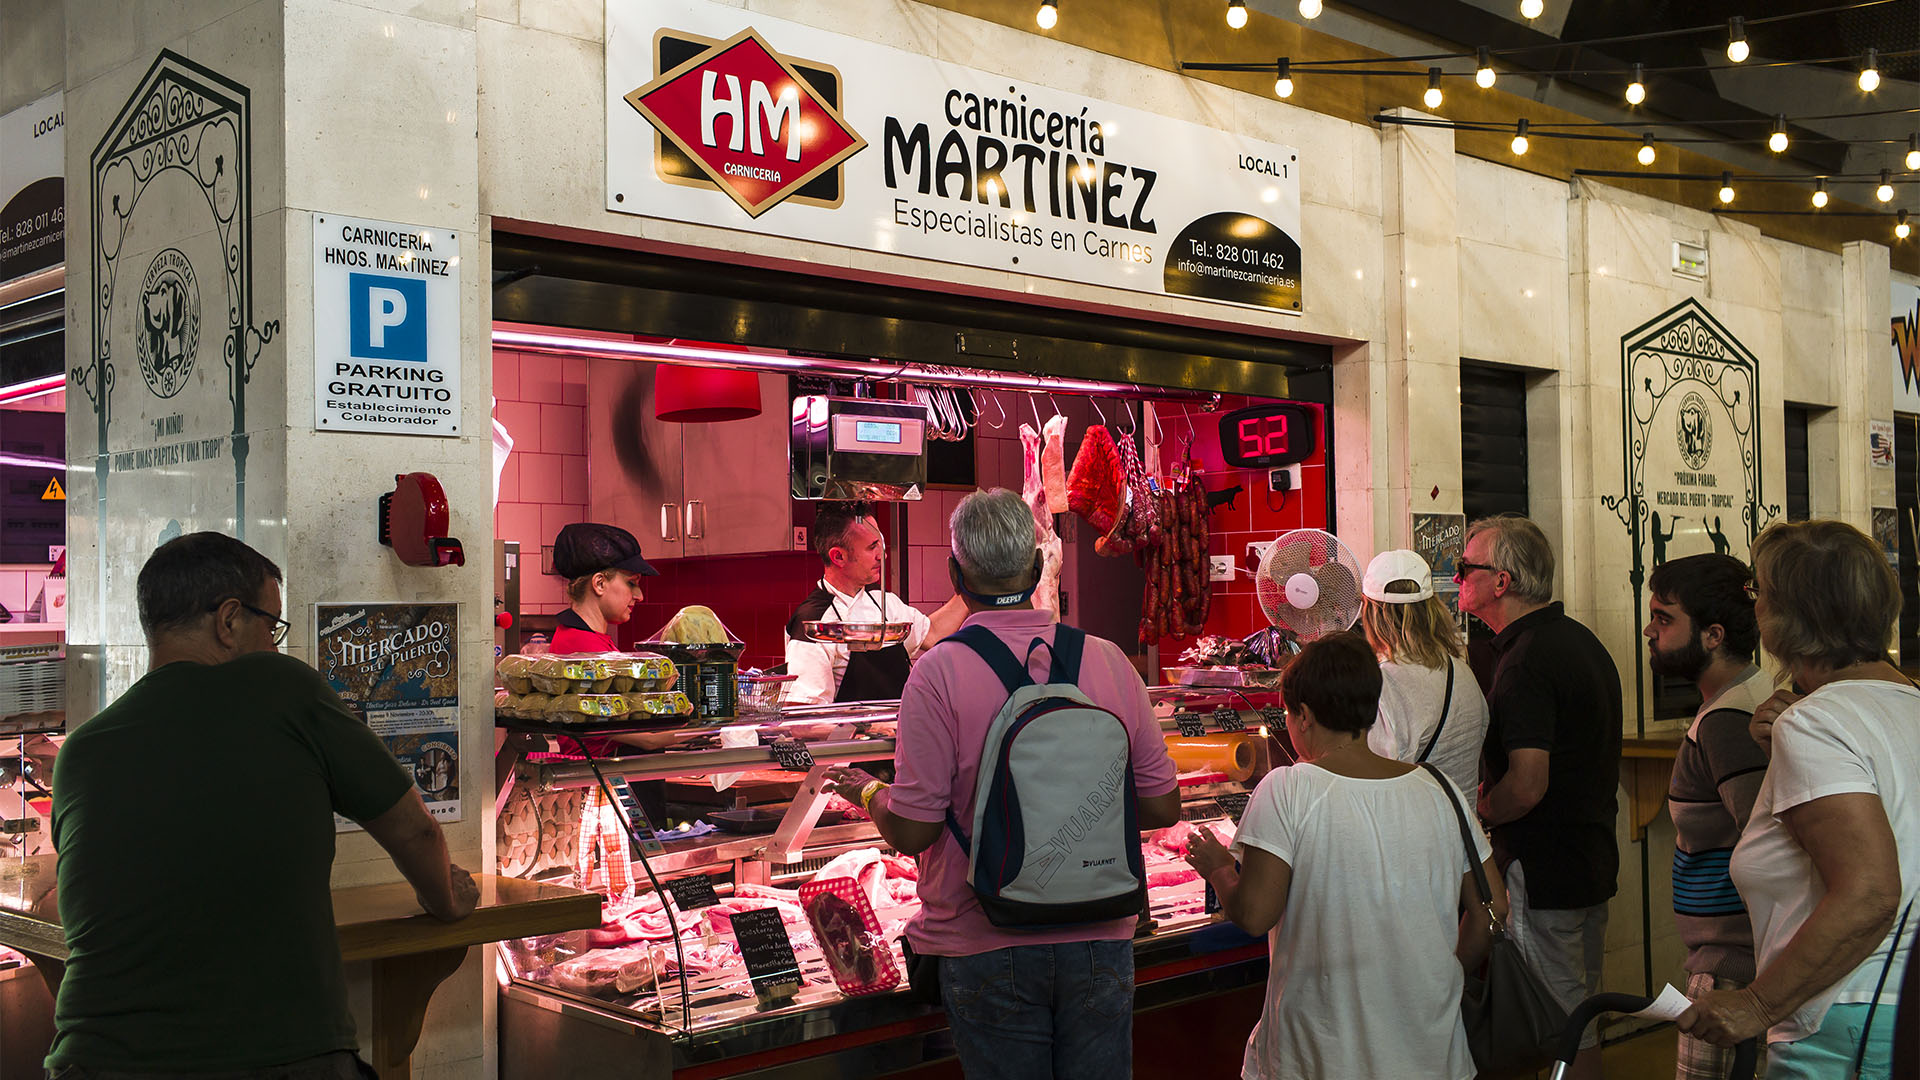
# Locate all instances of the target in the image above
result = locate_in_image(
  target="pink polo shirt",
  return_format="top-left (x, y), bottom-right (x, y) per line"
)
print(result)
top-left (885, 610), bottom-right (1177, 957)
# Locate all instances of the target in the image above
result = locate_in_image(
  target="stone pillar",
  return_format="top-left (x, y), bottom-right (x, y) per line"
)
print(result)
top-left (1842, 240), bottom-right (1895, 528)
top-left (62, 0), bottom-right (492, 1074)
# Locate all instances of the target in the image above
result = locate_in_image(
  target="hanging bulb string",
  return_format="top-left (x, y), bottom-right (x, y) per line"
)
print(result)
top-left (1375, 113), bottom-right (1916, 148)
top-left (1244, 48), bottom-right (1920, 80)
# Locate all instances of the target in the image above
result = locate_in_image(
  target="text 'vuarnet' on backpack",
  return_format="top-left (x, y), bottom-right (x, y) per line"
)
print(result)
top-left (942, 624), bottom-right (1147, 928)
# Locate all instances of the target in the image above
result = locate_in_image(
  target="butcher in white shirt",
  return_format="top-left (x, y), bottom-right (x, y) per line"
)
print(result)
top-left (784, 502), bottom-right (966, 704)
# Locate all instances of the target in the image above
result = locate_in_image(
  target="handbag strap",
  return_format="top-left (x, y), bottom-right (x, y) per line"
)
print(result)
top-left (1418, 761), bottom-right (1498, 930)
top-left (1852, 899), bottom-right (1915, 1078)
top-left (1416, 661), bottom-right (1457, 764)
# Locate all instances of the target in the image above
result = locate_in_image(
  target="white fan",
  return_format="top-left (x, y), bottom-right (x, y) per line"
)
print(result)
top-left (1254, 528), bottom-right (1364, 642)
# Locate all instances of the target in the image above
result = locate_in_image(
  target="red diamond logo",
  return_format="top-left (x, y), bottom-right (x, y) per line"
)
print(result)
top-left (625, 28), bottom-right (867, 219)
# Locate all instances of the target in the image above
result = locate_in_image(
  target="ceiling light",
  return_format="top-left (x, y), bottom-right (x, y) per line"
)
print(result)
top-left (1510, 119), bottom-right (1529, 156)
top-left (1424, 68), bottom-right (1443, 109)
top-left (1718, 173), bottom-right (1735, 204)
top-left (1812, 179), bottom-right (1828, 208)
top-left (1726, 17), bottom-right (1748, 63)
top-left (1036, 0), bottom-right (1057, 29)
top-left (1859, 49), bottom-right (1880, 92)
top-left (1227, 0), bottom-right (1248, 29)
top-left (1898, 210), bottom-right (1911, 240)
top-left (1476, 47), bottom-right (1496, 88)
top-left (1520, 0), bottom-right (1543, 18)
top-left (1625, 64), bottom-right (1646, 105)
top-left (1637, 134), bottom-right (1656, 166)
top-left (1879, 170), bottom-right (1895, 202)
top-left (1907, 134), bottom-right (1920, 172)
top-left (1274, 58), bottom-right (1294, 98)
top-left (1768, 116), bottom-right (1788, 154)
top-left (1298, 0), bottom-right (1322, 18)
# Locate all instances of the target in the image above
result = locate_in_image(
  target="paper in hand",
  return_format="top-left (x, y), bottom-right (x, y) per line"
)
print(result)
top-left (1631, 983), bottom-right (1693, 1021)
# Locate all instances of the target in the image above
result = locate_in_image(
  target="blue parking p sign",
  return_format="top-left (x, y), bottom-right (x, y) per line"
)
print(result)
top-left (349, 273), bottom-right (427, 362)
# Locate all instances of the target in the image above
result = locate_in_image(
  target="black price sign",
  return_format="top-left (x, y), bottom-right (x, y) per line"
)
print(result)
top-left (1174, 710), bottom-right (1206, 737)
top-left (1210, 706), bottom-right (1246, 733)
top-left (665, 874), bottom-right (721, 912)
top-left (729, 907), bottom-right (803, 1002)
top-left (1215, 792), bottom-right (1251, 824)
top-left (1259, 706), bottom-right (1286, 729)
top-left (769, 738), bottom-right (816, 771)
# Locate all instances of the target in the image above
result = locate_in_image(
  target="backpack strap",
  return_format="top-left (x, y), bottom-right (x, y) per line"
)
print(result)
top-left (1043, 625), bottom-right (1087, 684)
top-left (944, 624), bottom-right (1034, 695)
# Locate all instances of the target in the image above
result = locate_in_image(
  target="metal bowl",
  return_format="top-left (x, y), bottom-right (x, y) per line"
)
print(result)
top-left (800, 621), bottom-right (912, 645)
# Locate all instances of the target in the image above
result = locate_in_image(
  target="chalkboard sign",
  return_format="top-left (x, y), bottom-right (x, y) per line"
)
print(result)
top-left (1215, 792), bottom-right (1251, 824)
top-left (611, 777), bottom-right (665, 855)
top-left (729, 907), bottom-right (803, 1002)
top-left (1210, 706), bottom-right (1246, 733)
top-left (665, 874), bottom-right (721, 912)
top-left (1174, 710), bottom-right (1206, 737)
top-left (769, 738), bottom-right (816, 771)
top-left (1259, 705), bottom-right (1287, 730)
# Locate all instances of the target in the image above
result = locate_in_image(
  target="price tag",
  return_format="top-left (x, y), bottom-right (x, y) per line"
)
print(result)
top-left (770, 738), bottom-right (816, 771)
top-left (729, 907), bottom-right (803, 1002)
top-left (1173, 710), bottom-right (1206, 738)
top-left (1215, 792), bottom-right (1251, 824)
top-left (665, 874), bottom-right (721, 912)
top-left (610, 777), bottom-right (665, 855)
top-left (1259, 705), bottom-right (1287, 729)
top-left (1211, 706), bottom-right (1246, 733)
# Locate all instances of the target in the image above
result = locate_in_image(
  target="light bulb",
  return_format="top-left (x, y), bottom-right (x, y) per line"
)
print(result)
top-left (1768, 116), bottom-right (1788, 154)
top-left (1424, 68), bottom-right (1443, 109)
top-left (1511, 119), bottom-right (1529, 156)
top-left (1879, 171), bottom-right (1895, 203)
top-left (1036, 0), bottom-right (1057, 29)
top-left (1907, 135), bottom-right (1920, 172)
top-left (1227, 0), bottom-right (1248, 28)
top-left (1476, 47), bottom-right (1496, 88)
top-left (1897, 211), bottom-right (1910, 240)
top-left (1637, 135), bottom-right (1656, 166)
top-left (1718, 173), bottom-right (1735, 204)
top-left (1625, 81), bottom-right (1645, 105)
top-left (1275, 58), bottom-right (1292, 99)
top-left (1520, 0), bottom-right (1543, 18)
top-left (1812, 180), bottom-right (1828, 208)
top-left (1298, 0), bottom-right (1322, 18)
top-left (1726, 17), bottom-right (1748, 63)
top-left (1860, 50), bottom-right (1880, 92)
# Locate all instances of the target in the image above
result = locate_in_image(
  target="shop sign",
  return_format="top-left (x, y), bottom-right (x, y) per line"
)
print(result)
top-left (1892, 279), bottom-right (1920, 413)
top-left (0, 90), bottom-right (63, 284)
top-left (316, 602), bottom-right (462, 827)
top-left (312, 213), bottom-right (462, 436)
top-left (608, 1), bottom-right (1304, 314)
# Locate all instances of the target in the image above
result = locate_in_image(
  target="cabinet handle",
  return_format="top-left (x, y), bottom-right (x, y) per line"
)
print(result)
top-left (686, 500), bottom-right (706, 539)
top-left (661, 503), bottom-right (680, 542)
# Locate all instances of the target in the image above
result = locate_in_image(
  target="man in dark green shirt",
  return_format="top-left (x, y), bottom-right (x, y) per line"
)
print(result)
top-left (47, 533), bottom-right (477, 1077)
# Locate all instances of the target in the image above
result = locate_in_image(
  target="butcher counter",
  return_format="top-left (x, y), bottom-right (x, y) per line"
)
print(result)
top-left (493, 691), bottom-right (1284, 1078)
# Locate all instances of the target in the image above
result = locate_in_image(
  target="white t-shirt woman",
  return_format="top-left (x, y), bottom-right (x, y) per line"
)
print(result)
top-left (1368, 655), bottom-right (1491, 796)
top-left (1230, 762), bottom-right (1490, 1080)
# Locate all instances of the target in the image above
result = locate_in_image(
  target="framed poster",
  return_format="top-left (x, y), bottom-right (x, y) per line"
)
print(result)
top-left (315, 602), bottom-right (461, 827)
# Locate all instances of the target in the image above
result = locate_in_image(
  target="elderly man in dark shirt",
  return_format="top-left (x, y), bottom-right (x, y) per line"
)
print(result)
top-left (1456, 514), bottom-right (1622, 1080)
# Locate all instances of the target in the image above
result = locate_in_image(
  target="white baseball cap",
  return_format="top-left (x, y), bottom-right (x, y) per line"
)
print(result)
top-left (1362, 549), bottom-right (1435, 603)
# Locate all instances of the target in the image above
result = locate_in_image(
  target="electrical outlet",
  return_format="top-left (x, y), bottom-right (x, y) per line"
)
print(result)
top-left (792, 526), bottom-right (808, 551)
top-left (1209, 555), bottom-right (1235, 582)
top-left (1268, 464), bottom-right (1302, 493)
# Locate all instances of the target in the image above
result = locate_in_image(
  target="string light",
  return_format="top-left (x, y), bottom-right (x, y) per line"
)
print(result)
top-left (1476, 47), bottom-right (1496, 88)
top-left (1625, 64), bottom-right (1645, 105)
top-left (1726, 17), bottom-right (1749, 64)
top-left (1718, 172), bottom-right (1735, 204)
top-left (1274, 57), bottom-right (1294, 99)
top-left (1769, 116), bottom-right (1789, 153)
top-left (1858, 49), bottom-right (1880, 92)
top-left (1520, 0), bottom-right (1543, 19)
top-left (1036, 0), bottom-right (1057, 29)
top-left (1638, 134), bottom-right (1656, 166)
top-left (1424, 68), bottom-right (1443, 109)
top-left (1511, 119), bottom-right (1530, 156)
top-left (1298, 0), bottom-right (1322, 18)
top-left (1812, 179), bottom-right (1828, 208)
top-left (1879, 170), bottom-right (1895, 202)
top-left (1898, 210), bottom-right (1911, 239)
top-left (1908, 135), bottom-right (1920, 172)
top-left (1227, 0), bottom-right (1248, 29)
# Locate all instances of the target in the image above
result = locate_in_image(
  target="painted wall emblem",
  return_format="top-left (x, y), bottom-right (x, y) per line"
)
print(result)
top-left (1676, 391), bottom-right (1712, 470)
top-left (137, 247), bottom-right (200, 397)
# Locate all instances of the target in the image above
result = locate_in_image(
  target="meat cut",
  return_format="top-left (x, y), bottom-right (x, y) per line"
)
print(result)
top-left (1019, 422), bottom-right (1065, 617)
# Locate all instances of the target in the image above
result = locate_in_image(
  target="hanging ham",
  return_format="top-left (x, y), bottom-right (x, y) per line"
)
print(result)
top-left (1066, 425), bottom-right (1124, 534)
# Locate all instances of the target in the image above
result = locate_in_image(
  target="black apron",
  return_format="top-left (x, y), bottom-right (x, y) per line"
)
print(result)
top-left (787, 582), bottom-right (913, 702)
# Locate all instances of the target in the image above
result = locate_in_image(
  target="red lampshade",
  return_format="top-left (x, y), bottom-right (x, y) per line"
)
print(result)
top-left (654, 364), bottom-right (762, 422)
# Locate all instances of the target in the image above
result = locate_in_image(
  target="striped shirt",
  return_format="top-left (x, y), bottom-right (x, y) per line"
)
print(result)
top-left (1667, 666), bottom-right (1771, 981)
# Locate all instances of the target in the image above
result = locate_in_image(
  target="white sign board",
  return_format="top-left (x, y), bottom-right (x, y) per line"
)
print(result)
top-left (607, 1), bottom-right (1305, 314)
top-left (1, 90), bottom-right (64, 283)
top-left (1893, 278), bottom-right (1920, 413)
top-left (313, 213), bottom-right (462, 436)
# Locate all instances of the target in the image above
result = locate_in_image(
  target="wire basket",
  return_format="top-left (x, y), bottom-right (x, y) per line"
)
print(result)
top-left (736, 673), bottom-right (797, 718)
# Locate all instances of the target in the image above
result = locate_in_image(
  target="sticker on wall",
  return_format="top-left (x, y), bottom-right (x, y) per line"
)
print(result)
top-left (1871, 418), bottom-right (1896, 470)
top-left (315, 602), bottom-right (462, 826)
top-left (312, 213), bottom-right (462, 436)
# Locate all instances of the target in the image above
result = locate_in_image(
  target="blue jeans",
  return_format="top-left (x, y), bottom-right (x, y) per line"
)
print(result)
top-left (939, 940), bottom-right (1135, 1080)
top-left (1766, 1003), bottom-right (1894, 1080)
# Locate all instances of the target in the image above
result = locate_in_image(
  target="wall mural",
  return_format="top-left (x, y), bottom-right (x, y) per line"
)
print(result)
top-left (75, 51), bottom-right (278, 699)
top-left (1602, 299), bottom-right (1777, 728)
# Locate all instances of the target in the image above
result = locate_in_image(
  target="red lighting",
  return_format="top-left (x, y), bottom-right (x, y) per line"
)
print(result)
top-left (654, 364), bottom-right (763, 423)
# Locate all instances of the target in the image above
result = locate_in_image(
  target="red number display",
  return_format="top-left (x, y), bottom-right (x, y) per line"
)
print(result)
top-left (1238, 415), bottom-right (1288, 458)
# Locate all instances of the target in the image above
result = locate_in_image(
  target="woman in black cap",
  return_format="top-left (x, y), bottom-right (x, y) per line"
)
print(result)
top-left (549, 522), bottom-right (658, 654)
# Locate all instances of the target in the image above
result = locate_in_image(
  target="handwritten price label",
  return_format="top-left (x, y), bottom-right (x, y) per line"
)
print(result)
top-left (1174, 710), bottom-right (1206, 737)
top-left (1210, 706), bottom-right (1246, 733)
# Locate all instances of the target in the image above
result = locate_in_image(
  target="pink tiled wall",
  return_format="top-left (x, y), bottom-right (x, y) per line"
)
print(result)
top-left (0, 566), bottom-right (54, 620)
top-left (493, 349), bottom-right (589, 615)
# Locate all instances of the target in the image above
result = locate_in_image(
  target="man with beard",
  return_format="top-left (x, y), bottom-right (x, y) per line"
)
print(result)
top-left (1644, 553), bottom-right (1771, 1080)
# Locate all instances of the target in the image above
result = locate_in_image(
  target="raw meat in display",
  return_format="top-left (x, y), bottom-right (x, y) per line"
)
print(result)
top-left (812, 848), bottom-right (889, 911)
top-left (1067, 426), bottom-right (1124, 534)
top-left (549, 946), bottom-right (657, 996)
top-left (1042, 414), bottom-right (1069, 513)
top-left (809, 891), bottom-right (886, 987)
top-left (1145, 869), bottom-right (1200, 889)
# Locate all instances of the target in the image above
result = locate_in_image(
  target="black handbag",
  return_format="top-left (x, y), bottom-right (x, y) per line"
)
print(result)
top-left (1420, 762), bottom-right (1568, 1076)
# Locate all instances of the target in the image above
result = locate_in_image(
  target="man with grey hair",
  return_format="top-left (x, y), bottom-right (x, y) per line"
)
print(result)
top-left (1454, 514), bottom-right (1622, 1080)
top-left (822, 489), bottom-right (1180, 1079)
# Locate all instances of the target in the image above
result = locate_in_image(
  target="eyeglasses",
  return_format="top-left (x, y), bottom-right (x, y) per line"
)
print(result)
top-left (1742, 581), bottom-right (1759, 601)
top-left (239, 602), bottom-right (291, 645)
top-left (1452, 560), bottom-right (1504, 583)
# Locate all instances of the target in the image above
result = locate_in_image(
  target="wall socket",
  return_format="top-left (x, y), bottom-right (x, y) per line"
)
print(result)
top-left (1208, 555), bottom-right (1235, 582)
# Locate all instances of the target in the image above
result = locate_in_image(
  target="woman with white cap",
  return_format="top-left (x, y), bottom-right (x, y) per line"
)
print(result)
top-left (1359, 549), bottom-right (1490, 797)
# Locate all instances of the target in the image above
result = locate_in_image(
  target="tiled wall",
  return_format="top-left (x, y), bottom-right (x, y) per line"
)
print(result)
top-left (0, 566), bottom-right (56, 622)
top-left (492, 349), bottom-right (589, 616)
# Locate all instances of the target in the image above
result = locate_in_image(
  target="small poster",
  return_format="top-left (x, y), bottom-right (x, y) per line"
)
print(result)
top-left (315, 602), bottom-right (461, 828)
top-left (1412, 512), bottom-right (1466, 633)
top-left (1872, 508), bottom-right (1900, 568)
top-left (1870, 419), bottom-right (1895, 471)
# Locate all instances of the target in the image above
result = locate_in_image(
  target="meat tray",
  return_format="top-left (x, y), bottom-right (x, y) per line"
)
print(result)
top-left (1163, 666), bottom-right (1284, 688)
top-left (799, 621), bottom-right (911, 645)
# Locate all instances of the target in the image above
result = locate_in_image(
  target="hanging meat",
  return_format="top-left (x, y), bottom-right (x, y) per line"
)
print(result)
top-left (1019, 423), bottom-right (1065, 618)
top-left (1137, 474), bottom-right (1212, 646)
top-left (1095, 431), bottom-right (1158, 556)
top-left (1041, 414), bottom-right (1069, 514)
top-left (1067, 425), bottom-right (1125, 535)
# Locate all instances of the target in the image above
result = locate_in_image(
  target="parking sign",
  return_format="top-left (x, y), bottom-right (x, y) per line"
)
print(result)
top-left (313, 214), bottom-right (462, 435)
